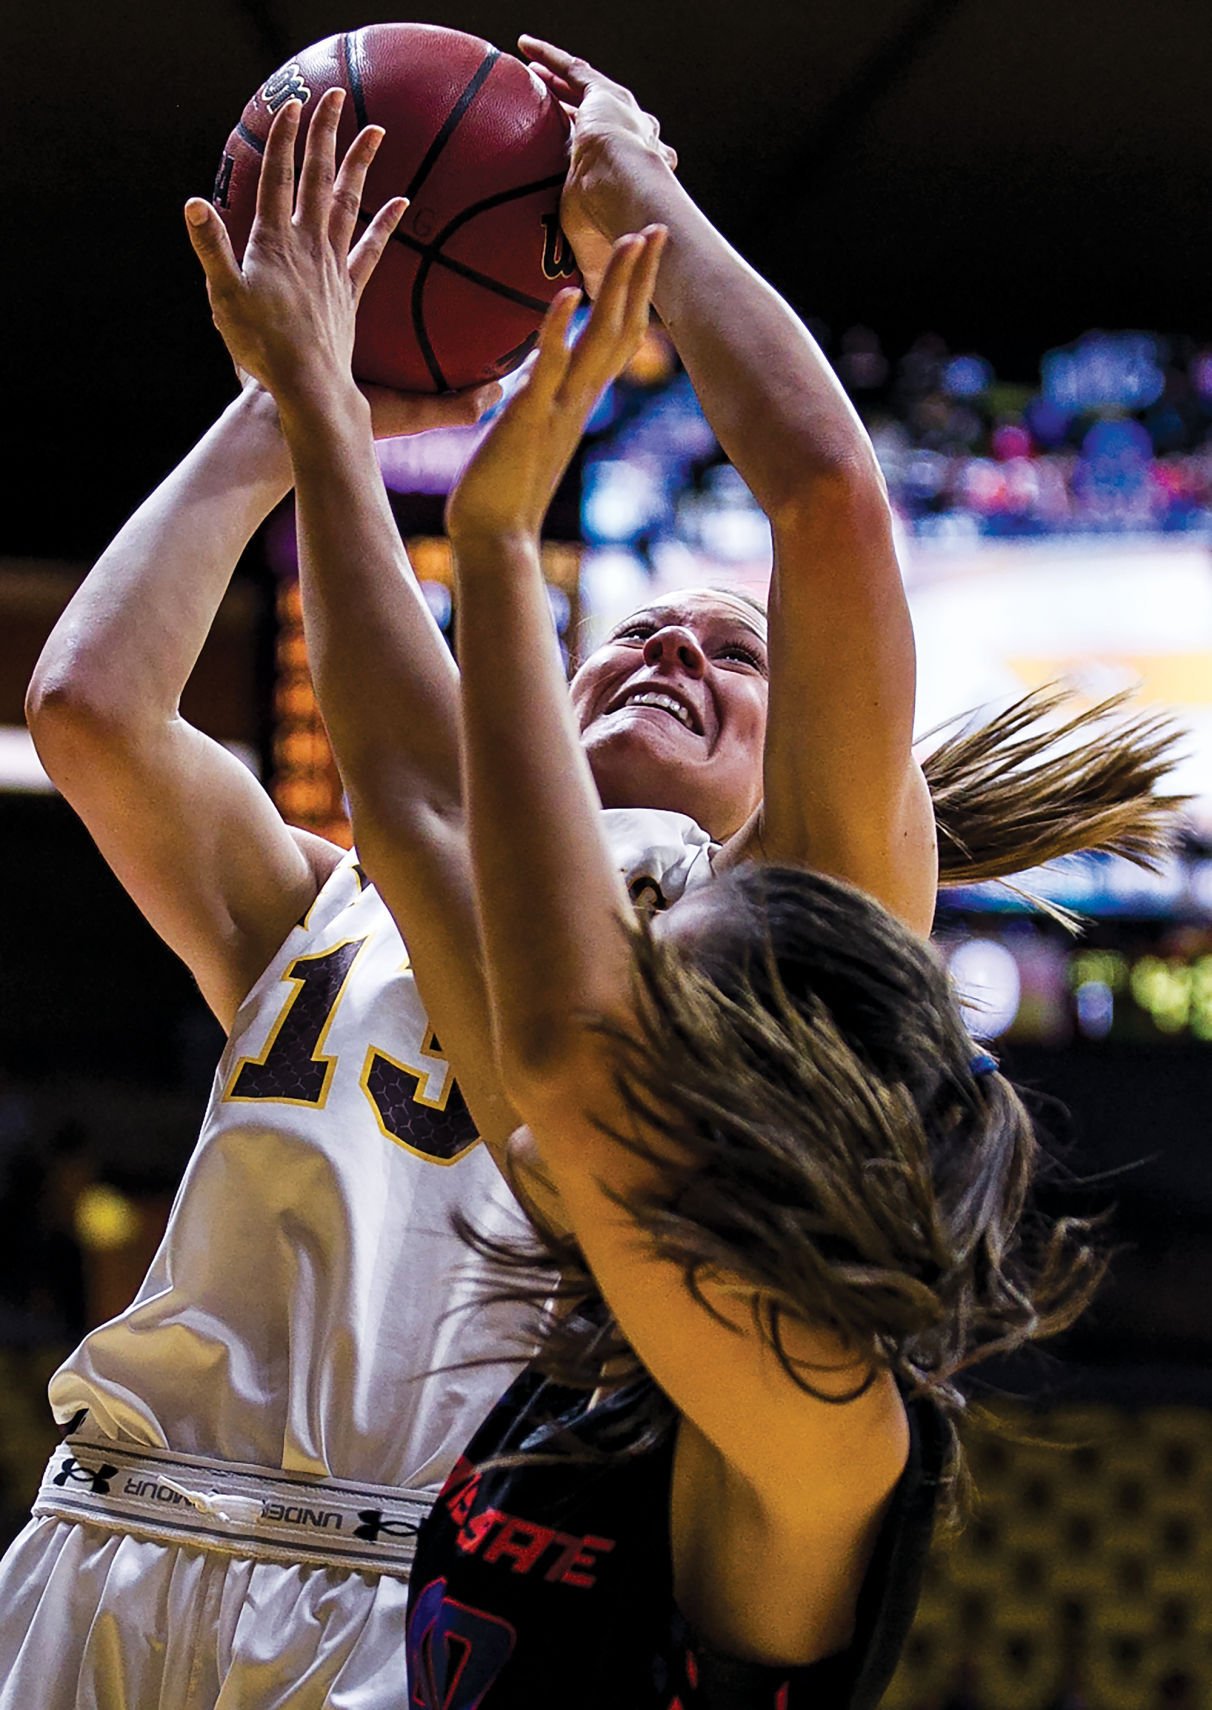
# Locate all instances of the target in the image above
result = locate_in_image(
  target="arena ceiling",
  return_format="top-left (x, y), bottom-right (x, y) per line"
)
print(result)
top-left (6, 0), bottom-right (1212, 557)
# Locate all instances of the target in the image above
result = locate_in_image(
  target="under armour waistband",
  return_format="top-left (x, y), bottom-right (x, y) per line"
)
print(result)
top-left (34, 1435), bottom-right (435, 1577)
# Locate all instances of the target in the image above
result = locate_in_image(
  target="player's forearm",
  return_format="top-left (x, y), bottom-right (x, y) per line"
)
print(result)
top-left (283, 385), bottom-right (530, 1159)
top-left (451, 528), bottom-right (633, 1088)
top-left (27, 386), bottom-right (290, 742)
top-left (280, 381), bottom-right (464, 824)
top-left (590, 141), bottom-right (882, 522)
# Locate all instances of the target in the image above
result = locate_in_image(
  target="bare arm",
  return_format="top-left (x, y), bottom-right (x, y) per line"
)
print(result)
top-left (289, 397), bottom-right (519, 1151)
top-left (183, 91), bottom-right (516, 1149)
top-left (522, 40), bottom-right (936, 935)
top-left (448, 237), bottom-right (905, 1533)
top-left (25, 385), bottom-right (338, 1030)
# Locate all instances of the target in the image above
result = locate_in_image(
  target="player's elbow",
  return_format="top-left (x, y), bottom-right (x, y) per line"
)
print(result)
top-left (768, 445), bottom-right (893, 550)
top-left (26, 658), bottom-right (139, 783)
top-left (28, 663), bottom-right (95, 747)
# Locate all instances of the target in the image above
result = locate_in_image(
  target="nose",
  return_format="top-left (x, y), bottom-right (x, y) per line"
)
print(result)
top-left (641, 625), bottom-right (706, 678)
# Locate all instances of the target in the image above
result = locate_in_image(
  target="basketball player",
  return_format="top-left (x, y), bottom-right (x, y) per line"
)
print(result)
top-left (0, 93), bottom-right (741, 1710)
top-left (401, 228), bottom-right (1102, 1709)
top-left (173, 78), bottom-right (1178, 1710)
top-left (2, 50), bottom-right (1177, 1710)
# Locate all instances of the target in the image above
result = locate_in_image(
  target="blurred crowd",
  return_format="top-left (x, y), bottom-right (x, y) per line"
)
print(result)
top-left (836, 324), bottom-right (1212, 539)
top-left (578, 321), bottom-right (1212, 558)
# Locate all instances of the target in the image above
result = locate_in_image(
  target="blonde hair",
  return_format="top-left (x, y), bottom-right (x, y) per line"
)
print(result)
top-left (923, 684), bottom-right (1186, 891)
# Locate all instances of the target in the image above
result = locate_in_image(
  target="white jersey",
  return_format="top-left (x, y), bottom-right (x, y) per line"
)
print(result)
top-left (48, 808), bottom-right (716, 1493)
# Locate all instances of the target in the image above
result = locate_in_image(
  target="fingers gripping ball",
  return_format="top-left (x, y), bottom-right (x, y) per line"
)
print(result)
top-left (214, 24), bottom-right (580, 392)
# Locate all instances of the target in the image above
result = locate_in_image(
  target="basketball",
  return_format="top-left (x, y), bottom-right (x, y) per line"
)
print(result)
top-left (213, 24), bottom-right (580, 393)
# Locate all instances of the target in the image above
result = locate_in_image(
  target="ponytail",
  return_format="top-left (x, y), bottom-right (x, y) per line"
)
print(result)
top-left (922, 685), bottom-right (1187, 890)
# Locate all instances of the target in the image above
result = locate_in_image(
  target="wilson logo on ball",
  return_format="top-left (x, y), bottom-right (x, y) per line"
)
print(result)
top-left (213, 153), bottom-right (235, 209)
top-left (540, 215), bottom-right (577, 281)
top-left (262, 63), bottom-right (312, 112)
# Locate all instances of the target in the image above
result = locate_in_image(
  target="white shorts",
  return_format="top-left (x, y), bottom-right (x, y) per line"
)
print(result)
top-left (0, 1439), bottom-right (431, 1708)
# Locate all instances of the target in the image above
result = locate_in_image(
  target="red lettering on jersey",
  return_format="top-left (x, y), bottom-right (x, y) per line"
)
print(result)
top-left (775, 1685), bottom-right (790, 1710)
top-left (444, 1460), bottom-right (482, 1527)
top-left (481, 1516), bottom-right (557, 1573)
top-left (443, 1472), bottom-right (619, 1587)
top-left (685, 1650), bottom-right (699, 1688)
top-left (455, 1507), bottom-right (502, 1555)
top-left (549, 1533), bottom-right (616, 1588)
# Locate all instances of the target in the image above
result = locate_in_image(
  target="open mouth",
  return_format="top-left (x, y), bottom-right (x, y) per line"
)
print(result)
top-left (606, 686), bottom-right (703, 734)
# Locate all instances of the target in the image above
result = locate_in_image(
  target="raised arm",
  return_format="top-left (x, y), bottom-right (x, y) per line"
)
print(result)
top-left (24, 386), bottom-right (336, 1030)
top-left (29, 116), bottom-right (494, 1040)
top-left (183, 92), bottom-right (515, 1146)
top-left (521, 39), bottom-right (936, 935)
top-left (448, 238), bottom-right (905, 1536)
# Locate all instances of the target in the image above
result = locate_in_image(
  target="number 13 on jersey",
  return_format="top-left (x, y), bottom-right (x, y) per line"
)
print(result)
top-left (224, 939), bottom-right (479, 1165)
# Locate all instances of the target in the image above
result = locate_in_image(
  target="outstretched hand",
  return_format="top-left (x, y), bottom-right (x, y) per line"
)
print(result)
top-left (184, 88), bottom-right (406, 409)
top-left (519, 36), bottom-right (677, 297)
top-left (446, 226), bottom-right (666, 546)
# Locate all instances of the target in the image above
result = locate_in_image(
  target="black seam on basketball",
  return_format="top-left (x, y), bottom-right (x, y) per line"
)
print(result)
top-left (427, 251), bottom-right (551, 314)
top-left (429, 173), bottom-right (567, 250)
top-left (410, 257), bottom-right (451, 392)
top-left (411, 279), bottom-right (451, 391)
top-left (362, 169), bottom-right (564, 391)
top-left (236, 121), bottom-right (265, 157)
top-left (384, 221), bottom-right (548, 310)
top-left (424, 173), bottom-right (568, 312)
top-left (384, 222), bottom-right (429, 259)
top-left (343, 30), bottom-right (369, 130)
top-left (404, 48), bottom-right (501, 202)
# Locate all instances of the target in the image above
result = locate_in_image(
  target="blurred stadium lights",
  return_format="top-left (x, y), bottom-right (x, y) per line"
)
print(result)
top-left (948, 935), bottom-right (1023, 1038)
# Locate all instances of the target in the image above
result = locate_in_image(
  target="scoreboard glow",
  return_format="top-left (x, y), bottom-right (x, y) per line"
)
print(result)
top-left (271, 537), bottom-right (582, 844)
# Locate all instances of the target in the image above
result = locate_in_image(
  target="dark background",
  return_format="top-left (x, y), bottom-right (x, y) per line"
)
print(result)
top-left (5, 0), bottom-right (1212, 560)
top-left (4, 0), bottom-right (1212, 1351)
top-left (2, 9), bottom-right (1212, 1701)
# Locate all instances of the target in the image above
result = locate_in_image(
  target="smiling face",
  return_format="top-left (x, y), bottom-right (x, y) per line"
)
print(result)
top-left (569, 589), bottom-right (770, 840)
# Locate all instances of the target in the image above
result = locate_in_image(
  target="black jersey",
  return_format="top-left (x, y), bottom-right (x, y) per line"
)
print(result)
top-left (405, 1366), bottom-right (944, 1710)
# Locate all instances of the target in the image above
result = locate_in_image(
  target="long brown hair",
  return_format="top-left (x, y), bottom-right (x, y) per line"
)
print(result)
top-left (463, 866), bottom-right (1107, 1514)
top-left (923, 684), bottom-right (1186, 889)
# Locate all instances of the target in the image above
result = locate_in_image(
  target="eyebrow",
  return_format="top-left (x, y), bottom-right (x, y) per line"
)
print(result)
top-left (612, 605), bottom-right (769, 642)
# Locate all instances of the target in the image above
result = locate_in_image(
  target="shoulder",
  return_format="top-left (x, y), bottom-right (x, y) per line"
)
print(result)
top-left (712, 770), bottom-right (938, 939)
top-left (290, 826), bottom-right (347, 894)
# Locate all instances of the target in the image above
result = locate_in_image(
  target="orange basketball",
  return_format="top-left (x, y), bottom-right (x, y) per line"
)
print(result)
top-left (214, 24), bottom-right (580, 392)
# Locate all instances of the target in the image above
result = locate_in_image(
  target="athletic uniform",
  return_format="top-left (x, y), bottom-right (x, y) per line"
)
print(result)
top-left (0, 810), bottom-right (714, 1709)
top-left (407, 1369), bottom-right (943, 1710)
